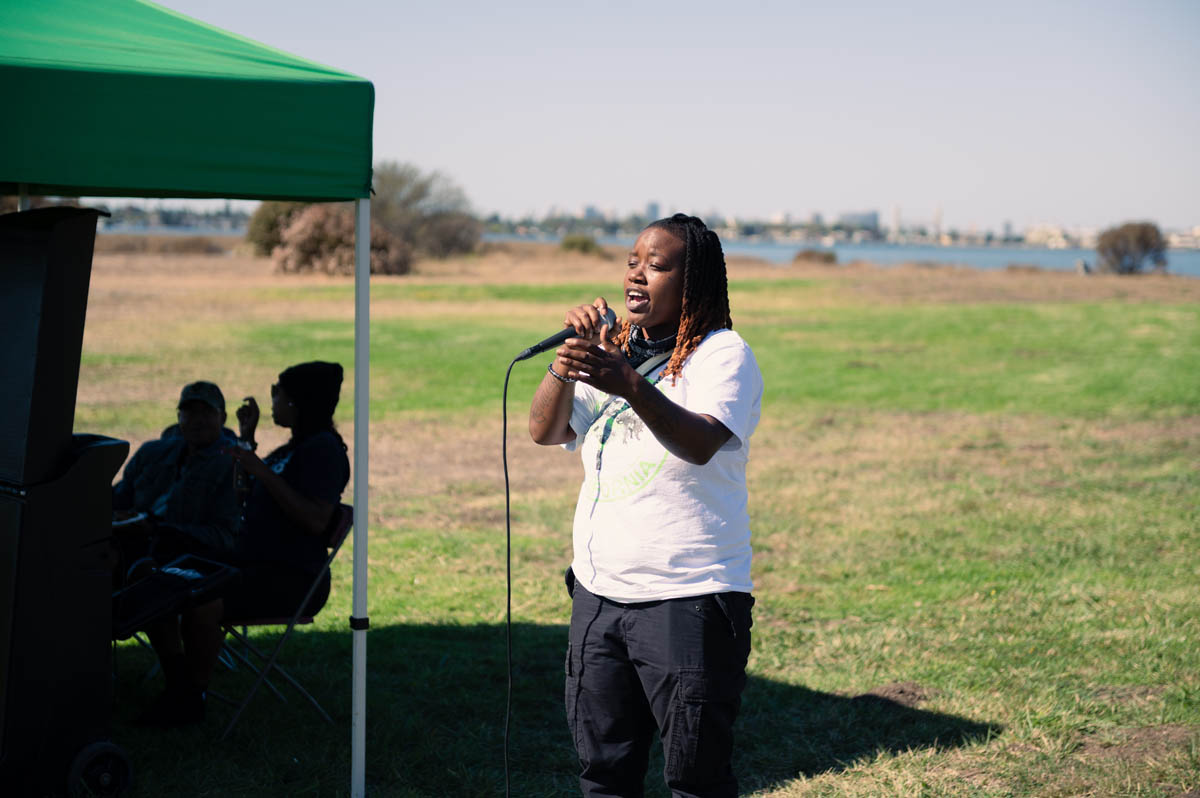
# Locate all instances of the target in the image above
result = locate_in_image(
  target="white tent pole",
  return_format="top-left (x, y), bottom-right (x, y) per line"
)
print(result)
top-left (351, 197), bottom-right (370, 798)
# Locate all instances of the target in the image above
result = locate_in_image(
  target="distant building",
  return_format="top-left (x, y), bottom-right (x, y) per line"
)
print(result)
top-left (1024, 224), bottom-right (1073, 249)
top-left (1167, 228), bottom-right (1200, 249)
top-left (837, 210), bottom-right (879, 231)
top-left (645, 201), bottom-right (660, 221)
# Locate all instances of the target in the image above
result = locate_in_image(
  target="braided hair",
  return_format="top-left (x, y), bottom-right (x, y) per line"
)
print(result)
top-left (614, 214), bottom-right (732, 382)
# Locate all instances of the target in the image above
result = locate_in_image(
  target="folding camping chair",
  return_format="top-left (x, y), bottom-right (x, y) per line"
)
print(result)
top-left (215, 502), bottom-right (353, 740)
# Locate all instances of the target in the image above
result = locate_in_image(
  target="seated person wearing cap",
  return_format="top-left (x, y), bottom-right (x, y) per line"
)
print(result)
top-left (111, 382), bottom-right (241, 726)
top-left (112, 381), bottom-right (240, 569)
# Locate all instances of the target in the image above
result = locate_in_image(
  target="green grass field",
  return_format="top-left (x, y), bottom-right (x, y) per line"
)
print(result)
top-left (89, 260), bottom-right (1199, 797)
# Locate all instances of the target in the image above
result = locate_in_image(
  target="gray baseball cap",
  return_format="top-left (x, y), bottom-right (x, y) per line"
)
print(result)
top-left (178, 381), bottom-right (225, 412)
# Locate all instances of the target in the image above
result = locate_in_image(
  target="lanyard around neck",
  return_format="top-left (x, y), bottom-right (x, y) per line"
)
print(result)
top-left (592, 351), bottom-right (673, 472)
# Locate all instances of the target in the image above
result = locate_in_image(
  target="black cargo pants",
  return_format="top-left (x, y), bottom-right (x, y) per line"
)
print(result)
top-left (564, 573), bottom-right (754, 798)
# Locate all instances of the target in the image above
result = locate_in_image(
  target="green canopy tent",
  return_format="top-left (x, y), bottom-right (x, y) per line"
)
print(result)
top-left (0, 1), bottom-right (374, 792)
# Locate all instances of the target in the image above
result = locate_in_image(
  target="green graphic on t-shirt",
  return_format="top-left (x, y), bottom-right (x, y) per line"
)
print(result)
top-left (590, 453), bottom-right (668, 502)
top-left (584, 378), bottom-right (670, 502)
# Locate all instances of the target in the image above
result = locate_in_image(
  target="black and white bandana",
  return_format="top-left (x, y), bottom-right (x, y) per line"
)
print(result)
top-left (624, 324), bottom-right (676, 370)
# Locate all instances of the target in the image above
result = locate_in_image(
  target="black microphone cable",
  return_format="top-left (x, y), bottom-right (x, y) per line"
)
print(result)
top-left (501, 356), bottom-right (518, 798)
top-left (500, 313), bottom-right (608, 795)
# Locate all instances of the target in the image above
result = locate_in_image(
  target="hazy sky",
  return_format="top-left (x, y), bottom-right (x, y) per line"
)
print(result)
top-left (158, 0), bottom-right (1199, 232)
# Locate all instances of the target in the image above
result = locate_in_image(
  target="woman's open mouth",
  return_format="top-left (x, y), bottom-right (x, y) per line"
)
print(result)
top-left (625, 288), bottom-right (649, 313)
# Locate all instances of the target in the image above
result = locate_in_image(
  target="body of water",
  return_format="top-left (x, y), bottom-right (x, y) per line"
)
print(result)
top-left (99, 224), bottom-right (247, 236)
top-left (486, 233), bottom-right (1200, 278)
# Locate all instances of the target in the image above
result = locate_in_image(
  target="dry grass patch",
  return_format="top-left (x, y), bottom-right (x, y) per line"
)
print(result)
top-left (91, 242), bottom-right (1200, 328)
top-left (836, 263), bottom-right (1200, 304)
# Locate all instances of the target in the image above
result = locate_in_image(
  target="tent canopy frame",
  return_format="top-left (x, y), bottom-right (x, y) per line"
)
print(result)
top-left (1, 2), bottom-right (374, 794)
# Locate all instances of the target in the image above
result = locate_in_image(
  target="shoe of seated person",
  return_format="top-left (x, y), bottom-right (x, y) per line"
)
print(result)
top-left (135, 686), bottom-right (206, 728)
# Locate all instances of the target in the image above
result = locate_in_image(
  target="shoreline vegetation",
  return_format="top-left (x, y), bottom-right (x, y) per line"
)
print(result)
top-left (87, 245), bottom-right (1198, 796)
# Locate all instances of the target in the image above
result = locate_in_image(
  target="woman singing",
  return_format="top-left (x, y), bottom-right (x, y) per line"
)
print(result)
top-left (529, 214), bottom-right (763, 797)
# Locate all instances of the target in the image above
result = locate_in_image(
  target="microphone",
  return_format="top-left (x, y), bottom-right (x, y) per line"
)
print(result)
top-left (514, 307), bottom-right (618, 362)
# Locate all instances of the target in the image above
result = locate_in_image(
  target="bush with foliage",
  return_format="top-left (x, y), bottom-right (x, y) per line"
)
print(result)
top-left (1095, 222), bottom-right (1167, 274)
top-left (793, 248), bottom-right (837, 264)
top-left (245, 201), bottom-right (309, 256)
top-left (250, 162), bottom-right (480, 272)
top-left (273, 203), bottom-right (411, 275)
top-left (372, 161), bottom-right (481, 257)
top-left (560, 234), bottom-right (605, 256)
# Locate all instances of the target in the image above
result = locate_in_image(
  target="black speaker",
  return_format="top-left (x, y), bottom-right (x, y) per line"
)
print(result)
top-left (0, 436), bottom-right (127, 793)
top-left (0, 207), bottom-right (103, 485)
top-left (0, 207), bottom-right (132, 794)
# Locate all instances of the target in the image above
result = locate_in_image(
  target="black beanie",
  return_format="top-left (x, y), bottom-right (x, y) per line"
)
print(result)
top-left (277, 361), bottom-right (343, 423)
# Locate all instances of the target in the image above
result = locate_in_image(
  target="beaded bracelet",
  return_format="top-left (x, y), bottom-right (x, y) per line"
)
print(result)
top-left (546, 363), bottom-right (576, 384)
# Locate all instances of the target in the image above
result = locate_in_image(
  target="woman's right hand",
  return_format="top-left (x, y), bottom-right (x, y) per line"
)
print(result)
top-left (562, 297), bottom-right (616, 345)
top-left (237, 396), bottom-right (260, 440)
top-left (533, 300), bottom-right (617, 445)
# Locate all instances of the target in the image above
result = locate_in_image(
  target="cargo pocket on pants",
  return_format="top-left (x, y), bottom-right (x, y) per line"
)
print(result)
top-left (564, 643), bottom-right (582, 754)
top-left (665, 667), bottom-right (738, 785)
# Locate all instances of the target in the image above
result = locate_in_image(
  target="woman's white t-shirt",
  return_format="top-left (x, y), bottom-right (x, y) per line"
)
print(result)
top-left (564, 328), bottom-right (763, 602)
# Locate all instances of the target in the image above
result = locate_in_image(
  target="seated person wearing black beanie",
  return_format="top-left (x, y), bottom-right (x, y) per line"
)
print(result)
top-left (139, 361), bottom-right (350, 727)
top-left (227, 360), bottom-right (350, 618)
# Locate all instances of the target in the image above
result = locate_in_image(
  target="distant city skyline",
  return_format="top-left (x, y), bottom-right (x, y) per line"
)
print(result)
top-left (108, 1), bottom-right (1200, 232)
top-left (101, 196), bottom-right (1196, 239)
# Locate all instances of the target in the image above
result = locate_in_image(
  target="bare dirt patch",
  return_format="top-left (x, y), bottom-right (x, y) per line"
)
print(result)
top-left (1078, 725), bottom-right (1194, 763)
top-left (854, 681), bottom-right (938, 708)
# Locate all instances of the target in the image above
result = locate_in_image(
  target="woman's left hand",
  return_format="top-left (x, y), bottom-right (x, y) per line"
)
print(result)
top-left (556, 323), bottom-right (637, 397)
top-left (237, 397), bottom-right (260, 440)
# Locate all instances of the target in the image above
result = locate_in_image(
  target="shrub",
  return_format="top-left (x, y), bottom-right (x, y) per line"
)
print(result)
top-left (793, 248), bottom-right (837, 265)
top-left (251, 162), bottom-right (480, 272)
top-left (1095, 222), bottom-right (1167, 274)
top-left (413, 210), bottom-right (482, 258)
top-left (273, 203), bottom-right (411, 275)
top-left (560, 234), bottom-right (604, 256)
top-left (372, 162), bottom-right (481, 257)
top-left (245, 201), bottom-right (309, 256)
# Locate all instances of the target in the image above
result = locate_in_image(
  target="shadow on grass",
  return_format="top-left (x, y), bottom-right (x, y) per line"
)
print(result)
top-left (111, 623), bottom-right (999, 797)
